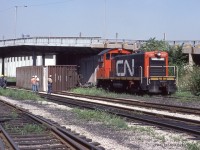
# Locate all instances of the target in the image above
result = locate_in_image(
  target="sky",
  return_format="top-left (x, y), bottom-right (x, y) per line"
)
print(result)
top-left (0, 0), bottom-right (200, 40)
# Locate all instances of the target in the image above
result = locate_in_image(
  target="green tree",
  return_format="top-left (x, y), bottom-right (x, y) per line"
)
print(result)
top-left (140, 37), bottom-right (168, 51)
top-left (168, 44), bottom-right (187, 66)
top-left (140, 37), bottom-right (187, 66)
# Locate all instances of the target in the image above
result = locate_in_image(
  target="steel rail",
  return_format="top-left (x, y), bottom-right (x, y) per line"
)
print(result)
top-left (40, 93), bottom-right (200, 137)
top-left (26, 111), bottom-right (103, 150)
top-left (0, 99), bottom-right (103, 150)
top-left (8, 87), bottom-right (200, 115)
top-left (55, 92), bottom-right (200, 115)
top-left (0, 125), bottom-right (20, 150)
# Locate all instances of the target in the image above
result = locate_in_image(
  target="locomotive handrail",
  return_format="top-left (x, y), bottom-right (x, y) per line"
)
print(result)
top-left (147, 66), bottom-right (149, 85)
top-left (176, 66), bottom-right (178, 86)
top-left (140, 66), bottom-right (143, 84)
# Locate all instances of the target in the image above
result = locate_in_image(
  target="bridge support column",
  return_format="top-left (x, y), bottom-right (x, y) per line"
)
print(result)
top-left (189, 53), bottom-right (194, 66)
top-left (42, 54), bottom-right (45, 66)
top-left (32, 50), bottom-right (36, 66)
top-left (1, 57), bottom-right (4, 75)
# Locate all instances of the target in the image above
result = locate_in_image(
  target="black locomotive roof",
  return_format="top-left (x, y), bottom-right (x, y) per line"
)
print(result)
top-left (98, 49), bottom-right (112, 55)
top-left (98, 48), bottom-right (135, 55)
top-left (113, 50), bottom-right (145, 59)
top-left (134, 50), bottom-right (145, 54)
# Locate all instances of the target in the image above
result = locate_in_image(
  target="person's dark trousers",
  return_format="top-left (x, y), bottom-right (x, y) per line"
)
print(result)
top-left (47, 83), bottom-right (52, 94)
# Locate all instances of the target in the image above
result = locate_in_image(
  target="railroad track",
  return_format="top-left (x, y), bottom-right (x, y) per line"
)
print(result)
top-left (40, 93), bottom-right (200, 138)
top-left (0, 99), bottom-right (104, 150)
top-left (8, 87), bottom-right (200, 115)
top-left (55, 92), bottom-right (200, 116)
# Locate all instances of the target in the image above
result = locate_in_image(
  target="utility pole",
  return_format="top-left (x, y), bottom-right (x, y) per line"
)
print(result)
top-left (104, 0), bottom-right (107, 39)
top-left (163, 33), bottom-right (166, 41)
top-left (116, 32), bottom-right (118, 42)
top-left (15, 5), bottom-right (27, 39)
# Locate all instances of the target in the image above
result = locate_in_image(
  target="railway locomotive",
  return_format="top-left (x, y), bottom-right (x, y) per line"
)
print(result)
top-left (96, 48), bottom-right (177, 94)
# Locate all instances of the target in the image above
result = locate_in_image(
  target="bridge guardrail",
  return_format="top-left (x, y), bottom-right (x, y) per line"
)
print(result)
top-left (0, 37), bottom-right (200, 50)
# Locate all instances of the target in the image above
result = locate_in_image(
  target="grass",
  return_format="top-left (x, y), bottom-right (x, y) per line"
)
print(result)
top-left (72, 107), bottom-right (200, 150)
top-left (10, 110), bottom-right (18, 119)
top-left (71, 87), bottom-right (118, 98)
top-left (70, 87), bottom-right (142, 99)
top-left (172, 90), bottom-right (199, 99)
top-left (5, 123), bottom-right (46, 135)
top-left (172, 90), bottom-right (200, 102)
top-left (6, 77), bottom-right (16, 82)
top-left (71, 87), bottom-right (200, 102)
top-left (185, 142), bottom-right (200, 150)
top-left (0, 88), bottom-right (43, 101)
top-left (72, 108), bottom-right (128, 129)
top-left (173, 91), bottom-right (194, 97)
top-left (19, 124), bottom-right (46, 135)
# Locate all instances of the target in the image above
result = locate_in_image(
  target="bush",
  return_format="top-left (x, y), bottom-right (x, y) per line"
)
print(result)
top-left (175, 65), bottom-right (191, 91)
top-left (188, 66), bottom-right (200, 96)
top-left (168, 45), bottom-right (187, 66)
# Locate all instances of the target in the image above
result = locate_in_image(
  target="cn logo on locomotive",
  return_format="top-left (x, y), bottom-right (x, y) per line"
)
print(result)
top-left (116, 59), bottom-right (134, 76)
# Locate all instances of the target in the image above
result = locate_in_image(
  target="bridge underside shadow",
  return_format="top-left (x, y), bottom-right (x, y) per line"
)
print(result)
top-left (0, 45), bottom-right (103, 84)
top-left (57, 52), bottom-right (100, 84)
top-left (192, 54), bottom-right (200, 65)
top-left (0, 45), bottom-right (101, 57)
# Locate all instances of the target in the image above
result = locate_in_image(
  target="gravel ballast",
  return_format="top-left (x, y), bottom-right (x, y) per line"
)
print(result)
top-left (0, 96), bottom-right (199, 150)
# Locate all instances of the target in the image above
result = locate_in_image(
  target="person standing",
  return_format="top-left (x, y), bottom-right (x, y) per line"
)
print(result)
top-left (0, 75), bottom-right (4, 88)
top-left (47, 75), bottom-right (53, 94)
top-left (2, 75), bottom-right (7, 88)
top-left (31, 76), bottom-right (36, 92)
top-left (35, 75), bottom-right (40, 92)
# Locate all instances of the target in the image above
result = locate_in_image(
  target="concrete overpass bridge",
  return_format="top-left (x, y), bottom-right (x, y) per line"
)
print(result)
top-left (0, 36), bottom-right (199, 52)
top-left (0, 36), bottom-right (199, 78)
top-left (0, 36), bottom-right (141, 52)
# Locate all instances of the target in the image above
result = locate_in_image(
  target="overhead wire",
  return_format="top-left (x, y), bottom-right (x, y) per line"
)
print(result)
top-left (26, 0), bottom-right (73, 7)
top-left (0, 0), bottom-right (73, 13)
top-left (0, 7), bottom-right (13, 13)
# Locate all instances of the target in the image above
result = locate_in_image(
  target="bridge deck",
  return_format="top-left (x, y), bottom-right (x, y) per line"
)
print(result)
top-left (0, 37), bottom-right (200, 54)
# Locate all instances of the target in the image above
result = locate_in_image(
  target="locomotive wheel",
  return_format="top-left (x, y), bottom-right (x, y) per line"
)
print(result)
top-left (107, 84), bottom-right (113, 91)
top-left (128, 81), bottom-right (140, 94)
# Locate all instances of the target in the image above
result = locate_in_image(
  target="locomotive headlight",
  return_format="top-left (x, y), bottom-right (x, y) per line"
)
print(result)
top-left (155, 51), bottom-right (161, 57)
top-left (157, 52), bottom-right (161, 57)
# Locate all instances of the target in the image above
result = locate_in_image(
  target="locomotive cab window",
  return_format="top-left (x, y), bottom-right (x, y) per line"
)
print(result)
top-left (98, 55), bottom-right (104, 68)
top-left (98, 55), bottom-right (103, 62)
top-left (111, 54), bottom-right (118, 59)
top-left (106, 53), bottom-right (110, 60)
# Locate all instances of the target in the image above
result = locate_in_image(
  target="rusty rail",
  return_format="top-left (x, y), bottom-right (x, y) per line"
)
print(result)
top-left (0, 99), bottom-right (104, 150)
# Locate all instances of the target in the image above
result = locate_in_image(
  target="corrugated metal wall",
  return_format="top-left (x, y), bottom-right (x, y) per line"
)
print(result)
top-left (48, 65), bottom-right (79, 91)
top-left (16, 66), bottom-right (45, 91)
top-left (79, 55), bottom-right (98, 84)
top-left (16, 65), bottom-right (79, 92)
